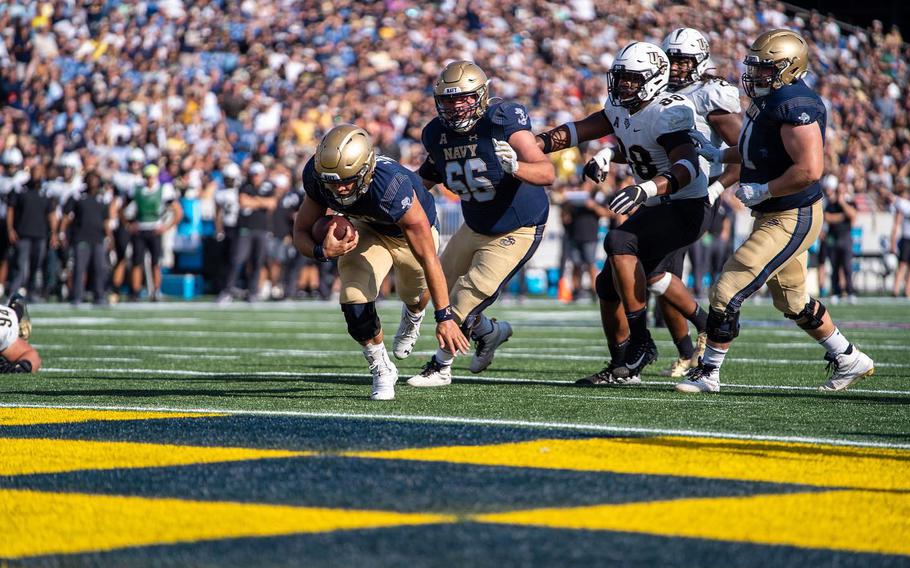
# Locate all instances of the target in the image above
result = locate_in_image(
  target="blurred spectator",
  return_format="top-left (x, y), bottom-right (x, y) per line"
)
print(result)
top-left (889, 187), bottom-right (910, 296)
top-left (218, 162), bottom-right (276, 304)
top-left (61, 171), bottom-right (111, 305)
top-left (0, 0), bottom-right (905, 301)
top-left (824, 183), bottom-right (858, 302)
top-left (7, 165), bottom-right (56, 300)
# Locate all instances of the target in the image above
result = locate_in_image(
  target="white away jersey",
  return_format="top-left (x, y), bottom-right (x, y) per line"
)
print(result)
top-left (0, 305), bottom-right (19, 351)
top-left (676, 78), bottom-right (742, 178)
top-left (603, 93), bottom-right (708, 201)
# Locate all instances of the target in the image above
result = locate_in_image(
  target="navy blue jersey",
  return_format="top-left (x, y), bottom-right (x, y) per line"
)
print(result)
top-left (302, 156), bottom-right (437, 238)
top-left (739, 80), bottom-right (826, 212)
top-left (419, 102), bottom-right (549, 235)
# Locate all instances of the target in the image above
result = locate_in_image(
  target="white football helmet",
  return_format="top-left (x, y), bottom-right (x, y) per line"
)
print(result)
top-left (662, 28), bottom-right (712, 90)
top-left (608, 42), bottom-right (670, 108)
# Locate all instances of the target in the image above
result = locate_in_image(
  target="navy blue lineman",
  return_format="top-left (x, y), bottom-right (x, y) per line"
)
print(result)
top-left (677, 30), bottom-right (874, 393)
top-left (293, 124), bottom-right (468, 401)
top-left (407, 61), bottom-right (555, 387)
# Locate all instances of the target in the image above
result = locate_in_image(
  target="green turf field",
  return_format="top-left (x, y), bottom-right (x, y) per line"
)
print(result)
top-left (1, 298), bottom-right (908, 566)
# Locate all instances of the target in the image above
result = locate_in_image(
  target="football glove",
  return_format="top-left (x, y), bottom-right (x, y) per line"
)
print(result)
top-left (609, 185), bottom-right (649, 215)
top-left (735, 182), bottom-right (771, 207)
top-left (583, 146), bottom-right (614, 183)
top-left (0, 357), bottom-right (31, 374)
top-left (707, 180), bottom-right (726, 206)
top-left (493, 139), bottom-right (519, 174)
top-left (689, 131), bottom-right (724, 165)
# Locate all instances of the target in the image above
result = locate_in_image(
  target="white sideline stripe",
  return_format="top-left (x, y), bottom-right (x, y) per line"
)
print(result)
top-left (31, 343), bottom-right (910, 369)
top-left (34, 367), bottom-right (910, 395)
top-left (53, 356), bottom-right (141, 362)
top-left (0, 401), bottom-right (906, 450)
top-left (160, 354), bottom-right (242, 360)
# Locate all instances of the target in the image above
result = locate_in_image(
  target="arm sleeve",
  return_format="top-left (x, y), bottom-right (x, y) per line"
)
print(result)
top-left (491, 102), bottom-right (533, 139)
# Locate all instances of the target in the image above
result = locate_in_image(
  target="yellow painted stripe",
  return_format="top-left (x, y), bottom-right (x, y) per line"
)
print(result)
top-left (0, 438), bottom-right (311, 476)
top-left (347, 436), bottom-right (910, 490)
top-left (476, 490), bottom-right (910, 556)
top-left (0, 489), bottom-right (455, 558)
top-left (0, 407), bottom-right (222, 426)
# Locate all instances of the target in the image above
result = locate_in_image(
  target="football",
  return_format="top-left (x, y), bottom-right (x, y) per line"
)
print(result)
top-left (311, 215), bottom-right (355, 243)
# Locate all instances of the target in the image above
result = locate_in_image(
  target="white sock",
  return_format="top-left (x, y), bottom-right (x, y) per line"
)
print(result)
top-left (818, 327), bottom-right (850, 356)
top-left (471, 314), bottom-right (494, 340)
top-left (702, 345), bottom-right (728, 369)
top-left (405, 306), bottom-right (424, 322)
top-left (434, 347), bottom-right (455, 366)
top-left (363, 342), bottom-right (388, 364)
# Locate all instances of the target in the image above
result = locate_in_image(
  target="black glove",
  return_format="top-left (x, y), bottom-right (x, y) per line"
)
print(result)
top-left (0, 357), bottom-right (31, 374)
top-left (609, 185), bottom-right (648, 215)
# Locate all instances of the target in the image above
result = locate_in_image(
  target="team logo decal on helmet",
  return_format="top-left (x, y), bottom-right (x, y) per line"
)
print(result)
top-left (608, 42), bottom-right (670, 109)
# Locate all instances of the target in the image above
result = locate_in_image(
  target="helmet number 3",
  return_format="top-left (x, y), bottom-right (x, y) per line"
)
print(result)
top-left (445, 158), bottom-right (496, 202)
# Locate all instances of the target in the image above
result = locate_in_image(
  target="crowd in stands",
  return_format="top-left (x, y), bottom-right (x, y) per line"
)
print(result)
top-left (0, 0), bottom-right (906, 303)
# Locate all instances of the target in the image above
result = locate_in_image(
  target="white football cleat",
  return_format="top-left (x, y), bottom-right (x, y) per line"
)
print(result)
top-left (675, 361), bottom-right (721, 393)
top-left (406, 357), bottom-right (452, 387)
top-left (393, 305), bottom-right (424, 360)
top-left (661, 356), bottom-right (696, 378)
top-left (366, 350), bottom-right (398, 401)
top-left (819, 346), bottom-right (874, 392)
top-left (469, 319), bottom-right (513, 373)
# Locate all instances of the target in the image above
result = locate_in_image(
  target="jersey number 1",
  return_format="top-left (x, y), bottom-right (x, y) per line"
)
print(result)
top-left (445, 159), bottom-right (496, 202)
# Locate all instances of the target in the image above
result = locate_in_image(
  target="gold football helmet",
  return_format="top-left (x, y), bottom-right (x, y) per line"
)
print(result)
top-left (742, 29), bottom-right (809, 98)
top-left (433, 61), bottom-right (490, 132)
top-left (314, 124), bottom-right (376, 206)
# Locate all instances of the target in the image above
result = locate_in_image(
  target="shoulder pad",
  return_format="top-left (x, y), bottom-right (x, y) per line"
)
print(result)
top-left (702, 81), bottom-right (742, 114)
top-left (491, 101), bottom-right (532, 129)
top-left (658, 102), bottom-right (696, 133)
top-left (769, 88), bottom-right (825, 126)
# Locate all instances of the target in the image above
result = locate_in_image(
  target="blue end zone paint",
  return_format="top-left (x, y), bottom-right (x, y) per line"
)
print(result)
top-left (0, 456), bottom-right (826, 514)
top-left (17, 524), bottom-right (907, 568)
top-left (0, 416), bottom-right (593, 451)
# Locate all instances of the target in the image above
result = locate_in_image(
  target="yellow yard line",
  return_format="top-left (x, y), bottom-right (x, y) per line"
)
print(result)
top-left (347, 436), bottom-right (910, 491)
top-left (0, 489), bottom-right (455, 558)
top-left (0, 438), bottom-right (310, 476)
top-left (475, 490), bottom-right (910, 556)
top-left (0, 407), bottom-right (222, 426)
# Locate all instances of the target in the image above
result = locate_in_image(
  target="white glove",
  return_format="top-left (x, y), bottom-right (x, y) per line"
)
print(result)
top-left (583, 146), bottom-right (614, 183)
top-left (707, 180), bottom-right (726, 206)
top-left (493, 139), bottom-right (519, 174)
top-left (689, 131), bottom-right (724, 165)
top-left (735, 182), bottom-right (771, 207)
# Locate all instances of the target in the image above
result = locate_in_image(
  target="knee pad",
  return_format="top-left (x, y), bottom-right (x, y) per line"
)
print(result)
top-left (341, 302), bottom-right (381, 342)
top-left (706, 308), bottom-right (740, 343)
top-left (647, 272), bottom-right (672, 296)
top-left (784, 298), bottom-right (827, 330)
top-left (605, 229), bottom-right (637, 257)
top-left (595, 269), bottom-right (619, 301)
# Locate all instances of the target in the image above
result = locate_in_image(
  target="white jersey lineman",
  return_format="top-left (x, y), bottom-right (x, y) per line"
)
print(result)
top-left (603, 93), bottom-right (708, 202)
top-left (0, 305), bottom-right (19, 351)
top-left (674, 78), bottom-right (742, 179)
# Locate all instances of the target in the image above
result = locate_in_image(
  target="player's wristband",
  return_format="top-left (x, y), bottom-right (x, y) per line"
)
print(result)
top-left (658, 171), bottom-right (681, 193)
top-left (313, 244), bottom-right (329, 262)
top-left (434, 305), bottom-right (455, 323)
top-left (638, 179), bottom-right (659, 199)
